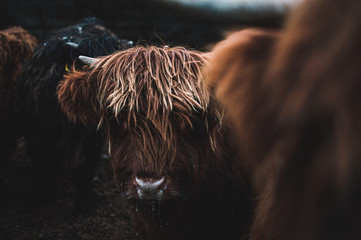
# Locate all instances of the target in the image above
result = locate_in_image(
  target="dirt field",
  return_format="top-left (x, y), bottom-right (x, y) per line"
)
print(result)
top-left (0, 140), bottom-right (133, 240)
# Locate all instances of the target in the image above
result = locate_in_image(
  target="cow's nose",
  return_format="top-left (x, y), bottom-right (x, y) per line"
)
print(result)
top-left (135, 177), bottom-right (166, 200)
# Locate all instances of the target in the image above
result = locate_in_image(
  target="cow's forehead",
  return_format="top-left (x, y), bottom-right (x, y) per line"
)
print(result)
top-left (93, 46), bottom-right (210, 125)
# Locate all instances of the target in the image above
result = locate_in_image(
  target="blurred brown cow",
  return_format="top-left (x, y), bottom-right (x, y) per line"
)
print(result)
top-left (0, 27), bottom-right (37, 162)
top-left (206, 0), bottom-right (361, 239)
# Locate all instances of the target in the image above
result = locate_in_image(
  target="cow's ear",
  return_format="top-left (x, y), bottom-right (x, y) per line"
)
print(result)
top-left (57, 66), bottom-right (100, 126)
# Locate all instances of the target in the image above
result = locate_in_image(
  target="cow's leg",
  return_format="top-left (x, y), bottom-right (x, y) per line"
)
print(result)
top-left (0, 131), bottom-right (17, 166)
top-left (71, 131), bottom-right (103, 213)
top-left (26, 134), bottom-right (60, 203)
top-left (0, 118), bottom-right (19, 167)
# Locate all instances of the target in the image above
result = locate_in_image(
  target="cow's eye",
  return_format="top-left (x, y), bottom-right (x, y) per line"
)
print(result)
top-left (181, 136), bottom-right (189, 144)
top-left (180, 127), bottom-right (194, 143)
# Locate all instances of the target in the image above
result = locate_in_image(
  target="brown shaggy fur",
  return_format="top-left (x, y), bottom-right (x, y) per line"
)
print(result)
top-left (0, 27), bottom-right (37, 162)
top-left (206, 29), bottom-right (280, 178)
top-left (206, 0), bottom-right (361, 239)
top-left (59, 47), bottom-right (210, 123)
top-left (58, 46), bottom-right (252, 240)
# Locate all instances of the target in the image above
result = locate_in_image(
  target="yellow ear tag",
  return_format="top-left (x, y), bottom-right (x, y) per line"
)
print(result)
top-left (65, 64), bottom-right (70, 72)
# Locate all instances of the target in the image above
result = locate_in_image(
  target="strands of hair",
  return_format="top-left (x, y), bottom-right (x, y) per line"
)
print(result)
top-left (60, 46), bottom-right (218, 156)
top-left (93, 46), bottom-right (209, 125)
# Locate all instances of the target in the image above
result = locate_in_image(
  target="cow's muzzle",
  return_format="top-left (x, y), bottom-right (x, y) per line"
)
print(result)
top-left (133, 176), bottom-right (167, 200)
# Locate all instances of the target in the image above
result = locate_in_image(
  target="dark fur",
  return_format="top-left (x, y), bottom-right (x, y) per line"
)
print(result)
top-left (0, 27), bottom-right (37, 163)
top-left (206, 0), bottom-right (361, 239)
top-left (18, 18), bottom-right (131, 207)
top-left (58, 46), bottom-right (253, 239)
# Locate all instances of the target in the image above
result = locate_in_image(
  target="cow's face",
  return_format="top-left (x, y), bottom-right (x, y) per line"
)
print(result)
top-left (58, 46), bottom-right (220, 202)
top-left (109, 105), bottom-right (217, 202)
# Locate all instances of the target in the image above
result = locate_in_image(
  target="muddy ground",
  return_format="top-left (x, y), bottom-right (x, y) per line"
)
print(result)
top-left (0, 139), bottom-right (133, 240)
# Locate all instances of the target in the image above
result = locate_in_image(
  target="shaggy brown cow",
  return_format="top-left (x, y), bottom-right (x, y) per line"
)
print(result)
top-left (57, 46), bottom-right (253, 240)
top-left (206, 0), bottom-right (361, 239)
top-left (0, 27), bottom-right (37, 163)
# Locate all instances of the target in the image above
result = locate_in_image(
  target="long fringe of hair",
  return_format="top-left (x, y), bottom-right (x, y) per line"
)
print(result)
top-left (93, 46), bottom-right (209, 126)
top-left (59, 46), bottom-right (222, 158)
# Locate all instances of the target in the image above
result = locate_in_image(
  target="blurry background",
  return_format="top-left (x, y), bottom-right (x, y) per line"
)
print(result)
top-left (0, 0), bottom-right (297, 50)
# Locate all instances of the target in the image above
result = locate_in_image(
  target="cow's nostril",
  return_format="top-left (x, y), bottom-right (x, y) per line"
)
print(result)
top-left (134, 177), bottom-right (166, 199)
top-left (135, 177), bottom-right (165, 190)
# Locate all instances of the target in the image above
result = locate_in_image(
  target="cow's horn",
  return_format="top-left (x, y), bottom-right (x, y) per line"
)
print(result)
top-left (65, 42), bottom-right (79, 48)
top-left (78, 55), bottom-right (99, 66)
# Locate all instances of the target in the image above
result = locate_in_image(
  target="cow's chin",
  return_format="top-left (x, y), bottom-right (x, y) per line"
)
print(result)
top-left (126, 188), bottom-right (168, 201)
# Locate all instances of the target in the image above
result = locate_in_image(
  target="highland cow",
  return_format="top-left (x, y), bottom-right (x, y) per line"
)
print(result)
top-left (18, 18), bottom-right (132, 207)
top-left (206, 0), bottom-right (361, 239)
top-left (0, 27), bottom-right (37, 163)
top-left (57, 46), bottom-right (253, 239)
